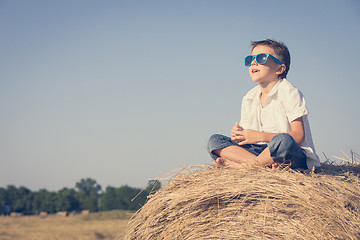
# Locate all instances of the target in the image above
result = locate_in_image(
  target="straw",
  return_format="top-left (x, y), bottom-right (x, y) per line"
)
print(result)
top-left (125, 163), bottom-right (360, 239)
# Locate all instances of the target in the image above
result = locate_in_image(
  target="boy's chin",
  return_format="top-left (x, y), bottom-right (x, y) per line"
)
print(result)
top-left (250, 74), bottom-right (263, 82)
top-left (251, 77), bottom-right (261, 83)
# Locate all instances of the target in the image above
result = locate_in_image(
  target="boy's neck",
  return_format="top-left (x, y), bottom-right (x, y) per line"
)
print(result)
top-left (259, 78), bottom-right (280, 96)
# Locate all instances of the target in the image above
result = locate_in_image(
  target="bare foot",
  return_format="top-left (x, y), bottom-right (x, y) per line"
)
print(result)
top-left (213, 157), bottom-right (226, 167)
top-left (271, 162), bottom-right (286, 170)
top-left (213, 157), bottom-right (246, 169)
top-left (271, 162), bottom-right (280, 169)
top-left (222, 159), bottom-right (246, 169)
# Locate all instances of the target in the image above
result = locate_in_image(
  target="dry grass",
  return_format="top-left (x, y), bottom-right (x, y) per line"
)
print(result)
top-left (126, 164), bottom-right (360, 239)
top-left (0, 210), bottom-right (132, 240)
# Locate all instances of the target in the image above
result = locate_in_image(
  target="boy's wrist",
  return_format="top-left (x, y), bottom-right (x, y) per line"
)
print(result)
top-left (260, 132), bottom-right (275, 143)
top-left (258, 131), bottom-right (265, 142)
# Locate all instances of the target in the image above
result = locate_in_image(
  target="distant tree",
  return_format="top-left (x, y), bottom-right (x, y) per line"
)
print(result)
top-left (129, 186), bottom-right (149, 210)
top-left (55, 188), bottom-right (80, 212)
top-left (2, 185), bottom-right (33, 214)
top-left (101, 185), bottom-right (151, 211)
top-left (3, 185), bottom-right (17, 211)
top-left (13, 186), bottom-right (33, 214)
top-left (0, 178), bottom-right (161, 214)
top-left (0, 187), bottom-right (7, 215)
top-left (75, 178), bottom-right (102, 197)
top-left (146, 180), bottom-right (162, 193)
top-left (33, 189), bottom-right (57, 214)
top-left (102, 186), bottom-right (127, 211)
top-left (75, 178), bottom-right (102, 212)
top-left (32, 189), bottom-right (46, 213)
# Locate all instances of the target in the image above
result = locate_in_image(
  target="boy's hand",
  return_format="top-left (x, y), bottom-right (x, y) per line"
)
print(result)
top-left (231, 122), bottom-right (243, 141)
top-left (237, 129), bottom-right (262, 145)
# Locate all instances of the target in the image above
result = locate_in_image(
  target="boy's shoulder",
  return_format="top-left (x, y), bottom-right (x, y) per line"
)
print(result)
top-left (279, 78), bottom-right (298, 91)
top-left (277, 79), bottom-right (304, 99)
top-left (243, 85), bottom-right (260, 101)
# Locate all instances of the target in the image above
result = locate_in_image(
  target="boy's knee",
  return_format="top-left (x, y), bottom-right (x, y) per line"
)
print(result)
top-left (207, 134), bottom-right (222, 149)
top-left (208, 134), bottom-right (223, 142)
top-left (269, 133), bottom-right (297, 159)
top-left (207, 134), bottom-right (231, 153)
top-left (269, 133), bottom-right (307, 169)
top-left (271, 133), bottom-right (295, 149)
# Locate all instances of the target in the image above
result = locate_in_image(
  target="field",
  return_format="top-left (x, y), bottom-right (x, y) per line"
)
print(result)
top-left (0, 210), bottom-right (132, 240)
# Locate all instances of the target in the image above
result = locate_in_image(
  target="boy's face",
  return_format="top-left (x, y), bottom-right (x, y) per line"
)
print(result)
top-left (248, 45), bottom-right (283, 84)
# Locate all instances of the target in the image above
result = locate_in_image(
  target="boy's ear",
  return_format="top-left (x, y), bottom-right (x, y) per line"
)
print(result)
top-left (276, 65), bottom-right (286, 75)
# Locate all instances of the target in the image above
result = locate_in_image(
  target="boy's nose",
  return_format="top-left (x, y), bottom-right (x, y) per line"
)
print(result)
top-left (251, 58), bottom-right (258, 66)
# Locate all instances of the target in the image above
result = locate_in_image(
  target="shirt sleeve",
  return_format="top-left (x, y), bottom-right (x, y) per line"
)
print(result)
top-left (239, 96), bottom-right (248, 128)
top-left (283, 88), bottom-right (309, 122)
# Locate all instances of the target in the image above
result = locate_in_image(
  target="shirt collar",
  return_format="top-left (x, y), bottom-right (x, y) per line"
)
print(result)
top-left (267, 78), bottom-right (283, 98)
top-left (253, 78), bottom-right (284, 105)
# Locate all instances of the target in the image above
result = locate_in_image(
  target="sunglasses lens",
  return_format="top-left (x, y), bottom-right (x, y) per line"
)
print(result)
top-left (245, 56), bottom-right (253, 66)
top-left (256, 54), bottom-right (268, 64)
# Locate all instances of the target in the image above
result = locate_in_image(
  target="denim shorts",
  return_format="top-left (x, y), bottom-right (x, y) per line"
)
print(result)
top-left (207, 133), bottom-right (307, 169)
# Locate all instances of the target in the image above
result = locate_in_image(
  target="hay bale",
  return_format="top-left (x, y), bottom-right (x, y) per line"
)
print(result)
top-left (82, 210), bottom-right (90, 215)
top-left (126, 165), bottom-right (360, 240)
top-left (39, 211), bottom-right (48, 218)
top-left (59, 211), bottom-right (68, 217)
top-left (10, 212), bottom-right (22, 217)
top-left (68, 211), bottom-right (76, 216)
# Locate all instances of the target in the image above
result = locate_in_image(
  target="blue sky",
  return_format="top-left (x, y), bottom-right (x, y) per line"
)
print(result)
top-left (1, 0), bottom-right (359, 191)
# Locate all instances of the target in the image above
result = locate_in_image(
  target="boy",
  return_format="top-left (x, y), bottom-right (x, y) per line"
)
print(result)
top-left (207, 39), bottom-right (320, 170)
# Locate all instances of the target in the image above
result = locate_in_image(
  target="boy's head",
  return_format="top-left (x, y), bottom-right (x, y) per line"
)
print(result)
top-left (250, 39), bottom-right (290, 79)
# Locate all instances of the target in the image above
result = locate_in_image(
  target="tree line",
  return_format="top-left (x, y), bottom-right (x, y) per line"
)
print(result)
top-left (0, 178), bottom-right (161, 215)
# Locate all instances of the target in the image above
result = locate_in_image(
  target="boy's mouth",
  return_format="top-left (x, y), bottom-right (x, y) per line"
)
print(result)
top-left (252, 69), bottom-right (259, 73)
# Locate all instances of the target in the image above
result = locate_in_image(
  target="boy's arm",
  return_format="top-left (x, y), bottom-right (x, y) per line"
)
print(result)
top-left (236, 117), bottom-right (305, 145)
top-left (287, 117), bottom-right (305, 145)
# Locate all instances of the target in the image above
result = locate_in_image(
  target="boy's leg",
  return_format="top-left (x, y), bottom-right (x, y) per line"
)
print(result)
top-left (255, 147), bottom-right (275, 166)
top-left (267, 133), bottom-right (307, 169)
top-left (214, 146), bottom-right (257, 164)
top-left (208, 133), bottom-right (307, 169)
top-left (207, 134), bottom-right (258, 165)
top-left (214, 155), bottom-right (251, 169)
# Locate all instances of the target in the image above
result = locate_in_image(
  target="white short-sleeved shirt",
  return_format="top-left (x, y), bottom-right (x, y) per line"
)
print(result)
top-left (239, 78), bottom-right (320, 170)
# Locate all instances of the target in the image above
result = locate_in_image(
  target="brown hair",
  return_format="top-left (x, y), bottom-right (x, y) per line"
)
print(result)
top-left (250, 39), bottom-right (290, 79)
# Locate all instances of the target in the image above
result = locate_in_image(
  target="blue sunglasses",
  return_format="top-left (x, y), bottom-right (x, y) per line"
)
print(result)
top-left (244, 53), bottom-right (285, 69)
